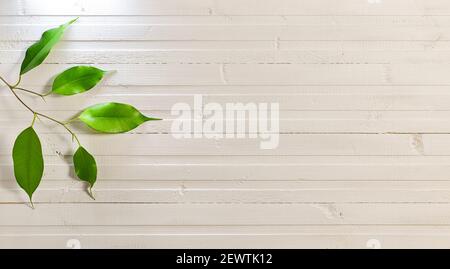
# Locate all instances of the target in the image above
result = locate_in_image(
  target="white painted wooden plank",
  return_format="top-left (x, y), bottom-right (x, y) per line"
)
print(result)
top-left (0, 117), bottom-right (449, 134)
top-left (0, 155), bottom-right (450, 181)
top-left (3, 15), bottom-right (450, 26)
top-left (8, 50), bottom-right (450, 64)
top-left (2, 0), bottom-right (450, 16)
top-left (3, 24), bottom-right (450, 41)
top-left (222, 63), bottom-right (450, 85)
top-left (4, 225), bottom-right (450, 235)
top-left (9, 39), bottom-right (450, 52)
top-left (0, 63), bottom-right (223, 86)
top-left (4, 63), bottom-right (450, 86)
top-left (6, 225), bottom-right (450, 248)
top-left (3, 225), bottom-right (450, 249)
top-left (0, 234), bottom-right (381, 249)
top-left (3, 85), bottom-right (450, 96)
top-left (0, 16), bottom-right (292, 25)
top-left (5, 91), bottom-right (450, 111)
top-left (6, 39), bottom-right (450, 53)
top-left (0, 93), bottom-right (191, 112)
top-left (0, 133), bottom-right (435, 156)
top-left (204, 94), bottom-right (450, 111)
top-left (0, 40), bottom-right (275, 50)
top-left (2, 181), bottom-right (450, 203)
top-left (0, 234), bottom-right (372, 249)
top-left (3, 203), bottom-right (450, 225)
top-left (8, 110), bottom-right (450, 133)
top-left (0, 0), bottom-right (214, 16)
top-left (5, 155), bottom-right (450, 165)
top-left (210, 0), bottom-right (450, 16)
top-left (280, 40), bottom-right (450, 50)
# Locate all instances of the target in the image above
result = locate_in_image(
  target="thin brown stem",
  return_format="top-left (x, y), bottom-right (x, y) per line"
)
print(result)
top-left (8, 86), bottom-right (35, 114)
top-left (42, 91), bottom-right (52, 97)
top-left (31, 113), bottom-right (37, 127)
top-left (11, 76), bottom-right (21, 88)
top-left (64, 117), bottom-right (78, 125)
top-left (0, 74), bottom-right (45, 99)
top-left (0, 75), bottom-right (11, 88)
top-left (14, 87), bottom-right (46, 98)
top-left (35, 112), bottom-right (81, 146)
top-left (1, 74), bottom-right (81, 147)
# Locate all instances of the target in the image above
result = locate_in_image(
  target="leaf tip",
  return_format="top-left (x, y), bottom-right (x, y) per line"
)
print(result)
top-left (29, 197), bottom-right (35, 209)
top-left (88, 186), bottom-right (96, 200)
top-left (145, 117), bottom-right (163, 122)
top-left (103, 69), bottom-right (116, 74)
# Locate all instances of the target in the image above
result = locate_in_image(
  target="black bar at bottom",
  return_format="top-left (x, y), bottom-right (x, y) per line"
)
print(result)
top-left (0, 249), bottom-right (444, 267)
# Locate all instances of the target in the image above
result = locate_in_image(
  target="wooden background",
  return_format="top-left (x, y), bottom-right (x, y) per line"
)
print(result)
top-left (2, 0), bottom-right (450, 248)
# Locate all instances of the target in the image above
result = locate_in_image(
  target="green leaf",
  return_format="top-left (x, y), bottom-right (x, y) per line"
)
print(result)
top-left (73, 146), bottom-right (97, 191)
top-left (78, 102), bottom-right (161, 133)
top-left (52, 66), bottom-right (106, 96)
top-left (12, 127), bottom-right (44, 204)
top-left (20, 18), bottom-right (77, 75)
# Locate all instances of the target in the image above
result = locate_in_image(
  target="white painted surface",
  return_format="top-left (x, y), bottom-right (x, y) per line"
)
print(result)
top-left (1, 0), bottom-right (450, 248)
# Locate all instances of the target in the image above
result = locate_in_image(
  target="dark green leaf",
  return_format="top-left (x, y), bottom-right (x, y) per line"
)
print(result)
top-left (73, 146), bottom-right (97, 189)
top-left (20, 18), bottom-right (77, 75)
top-left (12, 127), bottom-right (44, 203)
top-left (78, 102), bottom-right (161, 133)
top-left (52, 66), bottom-right (106, 96)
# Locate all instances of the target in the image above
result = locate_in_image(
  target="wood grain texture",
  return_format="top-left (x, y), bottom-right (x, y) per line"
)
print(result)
top-left (1, 0), bottom-right (450, 249)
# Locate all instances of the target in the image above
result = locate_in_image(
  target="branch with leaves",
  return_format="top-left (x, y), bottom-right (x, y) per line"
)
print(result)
top-left (0, 19), bottom-right (161, 208)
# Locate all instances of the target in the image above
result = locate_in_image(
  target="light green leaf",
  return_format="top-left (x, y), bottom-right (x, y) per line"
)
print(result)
top-left (12, 127), bottom-right (44, 204)
top-left (20, 18), bottom-right (77, 75)
top-left (73, 146), bottom-right (97, 194)
top-left (52, 66), bottom-right (106, 96)
top-left (79, 102), bottom-right (161, 133)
